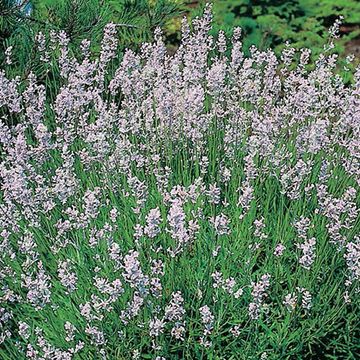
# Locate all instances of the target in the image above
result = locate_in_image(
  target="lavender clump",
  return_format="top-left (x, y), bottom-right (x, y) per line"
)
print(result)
top-left (0, 5), bottom-right (359, 359)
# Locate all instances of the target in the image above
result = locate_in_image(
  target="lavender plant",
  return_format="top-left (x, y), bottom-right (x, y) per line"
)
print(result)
top-left (0, 4), bottom-right (359, 359)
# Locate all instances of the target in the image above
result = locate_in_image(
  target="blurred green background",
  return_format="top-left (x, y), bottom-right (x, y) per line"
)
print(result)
top-left (200, 0), bottom-right (360, 57)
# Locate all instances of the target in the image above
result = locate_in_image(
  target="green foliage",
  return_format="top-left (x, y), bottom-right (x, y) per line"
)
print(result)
top-left (0, 1), bottom-right (34, 63)
top-left (192, 0), bottom-right (360, 59)
top-left (3, 0), bottom-right (359, 78)
top-left (31, 0), bottom-right (110, 43)
top-left (0, 0), bottom-right (181, 77)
